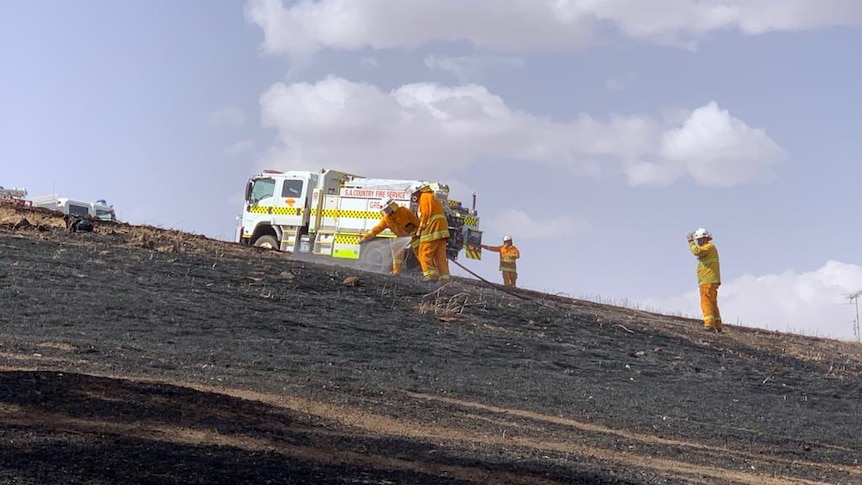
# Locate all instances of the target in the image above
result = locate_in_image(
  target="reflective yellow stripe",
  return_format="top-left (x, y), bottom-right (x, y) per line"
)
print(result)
top-left (419, 230), bottom-right (449, 242)
top-left (248, 206), bottom-right (303, 216)
top-left (248, 207), bottom-right (477, 225)
top-left (311, 208), bottom-right (383, 219)
top-left (333, 233), bottom-right (362, 244)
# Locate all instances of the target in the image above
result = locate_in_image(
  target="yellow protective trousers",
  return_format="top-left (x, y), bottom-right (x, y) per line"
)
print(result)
top-left (699, 283), bottom-right (722, 329)
top-left (499, 259), bottom-right (517, 287)
top-left (502, 271), bottom-right (517, 287)
top-left (418, 238), bottom-right (450, 281)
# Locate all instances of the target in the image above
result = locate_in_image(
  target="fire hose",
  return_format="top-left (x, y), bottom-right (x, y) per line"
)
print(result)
top-left (447, 256), bottom-right (533, 301)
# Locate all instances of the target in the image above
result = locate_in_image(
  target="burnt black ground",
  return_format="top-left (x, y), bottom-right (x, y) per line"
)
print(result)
top-left (1, 209), bottom-right (861, 485)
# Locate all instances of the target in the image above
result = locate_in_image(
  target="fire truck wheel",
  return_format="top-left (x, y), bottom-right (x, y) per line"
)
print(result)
top-left (254, 235), bottom-right (279, 250)
top-left (358, 239), bottom-right (389, 273)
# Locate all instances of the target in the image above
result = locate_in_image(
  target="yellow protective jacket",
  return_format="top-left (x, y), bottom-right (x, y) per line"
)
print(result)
top-left (416, 191), bottom-right (450, 244)
top-left (366, 207), bottom-right (420, 238)
top-left (485, 244), bottom-right (520, 273)
top-left (689, 240), bottom-right (721, 285)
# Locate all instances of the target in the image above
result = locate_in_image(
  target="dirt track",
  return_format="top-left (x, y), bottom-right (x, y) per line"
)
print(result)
top-left (1, 205), bottom-right (861, 484)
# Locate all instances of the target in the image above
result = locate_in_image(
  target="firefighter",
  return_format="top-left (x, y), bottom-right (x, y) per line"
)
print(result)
top-left (482, 235), bottom-right (520, 287)
top-left (359, 197), bottom-right (420, 275)
top-left (687, 227), bottom-right (722, 332)
top-left (412, 185), bottom-right (450, 283)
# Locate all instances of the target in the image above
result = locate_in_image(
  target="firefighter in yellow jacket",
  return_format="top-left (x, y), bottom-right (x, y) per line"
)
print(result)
top-left (482, 235), bottom-right (520, 287)
top-left (687, 227), bottom-right (722, 332)
top-left (360, 197), bottom-right (421, 275)
top-left (412, 185), bottom-right (450, 283)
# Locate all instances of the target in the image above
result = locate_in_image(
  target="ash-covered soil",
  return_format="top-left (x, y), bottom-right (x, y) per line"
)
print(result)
top-left (1, 204), bottom-right (861, 485)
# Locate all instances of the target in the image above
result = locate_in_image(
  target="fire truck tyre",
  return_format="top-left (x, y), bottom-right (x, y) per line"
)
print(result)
top-left (254, 235), bottom-right (279, 250)
top-left (358, 239), bottom-right (389, 273)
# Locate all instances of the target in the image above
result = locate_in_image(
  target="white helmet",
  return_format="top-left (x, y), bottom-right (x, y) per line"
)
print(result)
top-left (502, 235), bottom-right (512, 242)
top-left (693, 228), bottom-right (711, 239)
top-left (379, 197), bottom-right (396, 214)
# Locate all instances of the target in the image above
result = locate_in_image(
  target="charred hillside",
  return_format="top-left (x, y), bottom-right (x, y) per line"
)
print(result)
top-left (1, 203), bottom-right (861, 485)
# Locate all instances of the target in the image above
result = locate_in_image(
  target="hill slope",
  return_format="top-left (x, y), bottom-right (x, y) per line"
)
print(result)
top-left (1, 204), bottom-right (861, 485)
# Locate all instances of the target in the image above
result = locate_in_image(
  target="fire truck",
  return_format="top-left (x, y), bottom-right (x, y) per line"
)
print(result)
top-left (238, 168), bottom-right (483, 272)
top-left (29, 194), bottom-right (117, 221)
top-left (0, 186), bottom-right (31, 206)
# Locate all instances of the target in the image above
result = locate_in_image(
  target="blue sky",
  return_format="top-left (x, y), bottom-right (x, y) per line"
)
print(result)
top-left (3, 1), bottom-right (862, 340)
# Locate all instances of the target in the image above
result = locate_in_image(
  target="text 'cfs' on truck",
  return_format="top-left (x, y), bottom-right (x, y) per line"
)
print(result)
top-left (237, 168), bottom-right (484, 274)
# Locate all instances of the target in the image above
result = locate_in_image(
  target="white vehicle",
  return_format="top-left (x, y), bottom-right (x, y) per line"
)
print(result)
top-left (30, 195), bottom-right (117, 222)
top-left (0, 186), bottom-right (30, 206)
top-left (238, 168), bottom-right (483, 272)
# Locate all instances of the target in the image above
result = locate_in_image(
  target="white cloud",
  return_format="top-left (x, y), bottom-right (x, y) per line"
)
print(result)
top-left (569, 158), bottom-right (603, 178)
top-left (643, 261), bottom-right (862, 341)
top-left (207, 106), bottom-right (247, 127)
top-left (659, 102), bottom-right (787, 187)
top-left (244, 0), bottom-right (592, 61)
top-left (226, 139), bottom-right (256, 156)
top-left (256, 76), bottom-right (786, 187)
top-left (245, 0), bottom-right (862, 59)
top-left (359, 56), bottom-right (379, 68)
top-left (605, 71), bottom-right (637, 91)
top-left (424, 54), bottom-right (525, 83)
top-left (486, 208), bottom-right (590, 241)
top-left (622, 160), bottom-right (683, 187)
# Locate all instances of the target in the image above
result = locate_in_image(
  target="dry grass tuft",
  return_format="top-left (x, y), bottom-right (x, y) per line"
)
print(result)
top-left (416, 290), bottom-right (488, 319)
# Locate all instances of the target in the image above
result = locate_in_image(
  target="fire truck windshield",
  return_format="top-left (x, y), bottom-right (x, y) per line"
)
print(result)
top-left (249, 178), bottom-right (275, 203)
